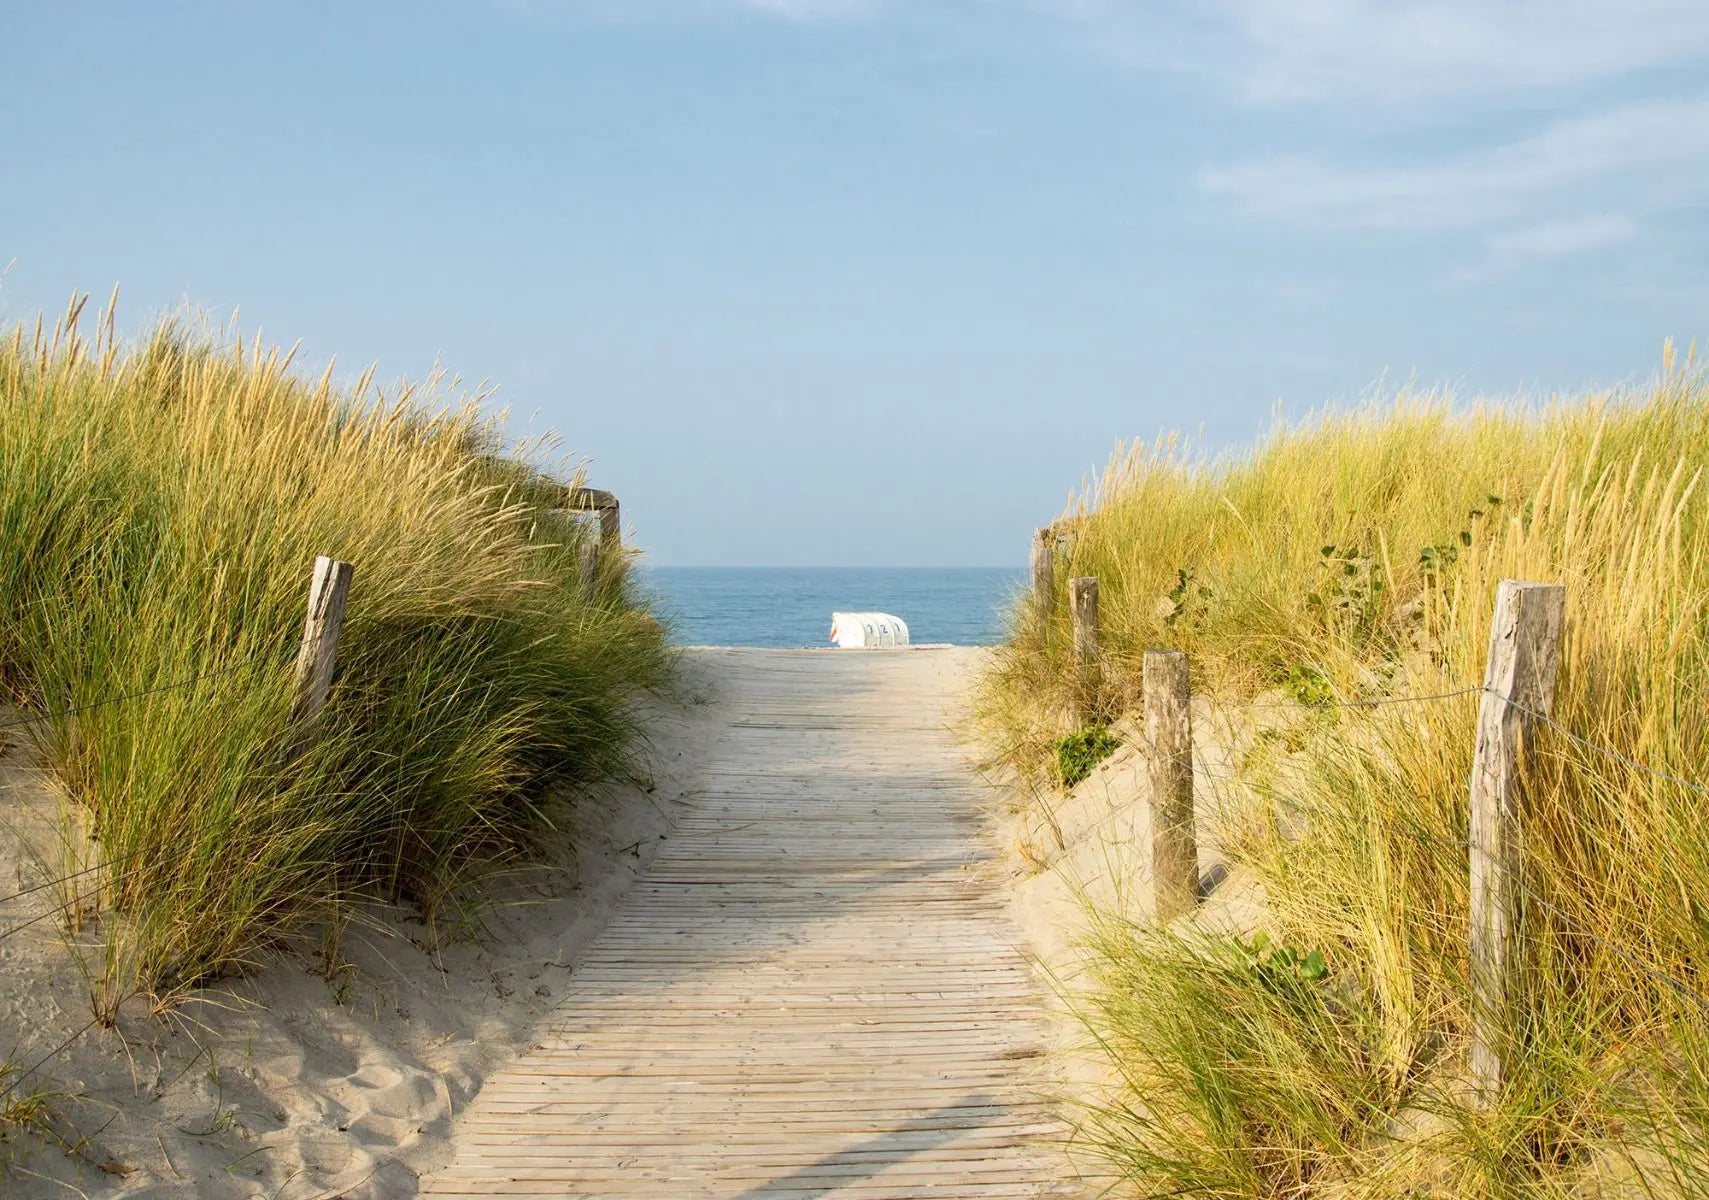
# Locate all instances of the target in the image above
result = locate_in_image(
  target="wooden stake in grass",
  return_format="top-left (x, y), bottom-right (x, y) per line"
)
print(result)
top-left (567, 487), bottom-right (622, 549)
top-left (577, 533), bottom-right (601, 598)
top-left (291, 555), bottom-right (354, 729)
top-left (1032, 528), bottom-right (1056, 619)
top-left (1469, 578), bottom-right (1565, 1101)
top-left (1070, 576), bottom-right (1100, 719)
top-left (1144, 649), bottom-right (1197, 922)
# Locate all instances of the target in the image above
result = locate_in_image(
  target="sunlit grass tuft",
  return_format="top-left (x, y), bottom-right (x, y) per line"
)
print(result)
top-left (983, 348), bottom-right (1709, 1195)
top-left (0, 296), bottom-right (669, 1012)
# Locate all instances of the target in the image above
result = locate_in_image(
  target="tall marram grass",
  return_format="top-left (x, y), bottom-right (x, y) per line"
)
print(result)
top-left (980, 348), bottom-right (1709, 1195)
top-left (0, 299), bottom-right (668, 1014)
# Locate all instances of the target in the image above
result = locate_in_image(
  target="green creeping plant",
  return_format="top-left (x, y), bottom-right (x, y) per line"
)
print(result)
top-left (1055, 725), bottom-right (1121, 788)
top-left (1308, 543), bottom-right (1385, 634)
top-left (1163, 568), bottom-right (1213, 629)
top-left (1421, 494), bottom-right (1505, 580)
top-left (1284, 663), bottom-right (1334, 706)
top-left (1238, 931), bottom-right (1330, 986)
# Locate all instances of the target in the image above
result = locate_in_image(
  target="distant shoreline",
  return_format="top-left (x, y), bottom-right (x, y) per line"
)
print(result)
top-left (640, 565), bottom-right (1024, 650)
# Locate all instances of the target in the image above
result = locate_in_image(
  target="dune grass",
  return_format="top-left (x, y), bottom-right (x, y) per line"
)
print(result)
top-left (0, 1060), bottom-right (72, 1166)
top-left (979, 348), bottom-right (1709, 1195)
top-left (0, 297), bottom-right (669, 1015)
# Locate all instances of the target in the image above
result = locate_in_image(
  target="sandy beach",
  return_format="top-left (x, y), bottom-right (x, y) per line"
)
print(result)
top-left (0, 658), bottom-right (724, 1199)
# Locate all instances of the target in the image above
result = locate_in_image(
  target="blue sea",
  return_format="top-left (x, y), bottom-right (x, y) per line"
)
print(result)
top-left (640, 567), bottom-right (1026, 648)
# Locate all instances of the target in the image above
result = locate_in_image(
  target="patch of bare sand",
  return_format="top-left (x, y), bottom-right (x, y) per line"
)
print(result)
top-left (987, 695), bottom-right (1274, 1184)
top-left (0, 657), bottom-right (722, 1199)
top-left (997, 698), bottom-right (1270, 972)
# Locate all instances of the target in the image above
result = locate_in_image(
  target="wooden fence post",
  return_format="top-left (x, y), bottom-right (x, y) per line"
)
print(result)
top-left (1144, 649), bottom-right (1197, 921)
top-left (1468, 579), bottom-right (1565, 1101)
top-left (563, 487), bottom-right (621, 549)
top-left (291, 555), bottom-right (354, 729)
top-left (577, 534), bottom-right (601, 597)
top-left (1031, 528), bottom-right (1055, 620)
top-left (599, 499), bottom-right (621, 548)
top-left (1069, 577), bottom-right (1100, 719)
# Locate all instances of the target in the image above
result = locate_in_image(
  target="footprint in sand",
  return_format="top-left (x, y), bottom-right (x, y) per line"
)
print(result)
top-left (342, 1060), bottom-right (447, 1147)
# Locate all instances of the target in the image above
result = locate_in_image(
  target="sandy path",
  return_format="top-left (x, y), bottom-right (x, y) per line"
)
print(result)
top-left (0, 660), bottom-right (725, 1198)
top-left (422, 647), bottom-right (1073, 1199)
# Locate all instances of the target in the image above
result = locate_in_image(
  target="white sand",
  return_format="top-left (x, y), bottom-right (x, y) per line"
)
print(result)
top-left (991, 694), bottom-right (1274, 1185)
top-left (998, 696), bottom-right (1268, 976)
top-left (0, 658), bottom-right (723, 1198)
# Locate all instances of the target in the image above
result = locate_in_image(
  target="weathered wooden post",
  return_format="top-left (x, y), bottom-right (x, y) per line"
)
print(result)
top-left (563, 487), bottom-right (621, 549)
top-left (291, 555), bottom-right (354, 729)
top-left (599, 498), bottom-right (621, 548)
top-left (577, 533), bottom-right (601, 597)
top-left (1031, 528), bottom-right (1056, 620)
top-left (1069, 576), bottom-right (1100, 719)
top-left (1468, 579), bottom-right (1565, 1101)
top-left (1144, 649), bottom-right (1197, 921)
top-left (576, 488), bottom-right (621, 548)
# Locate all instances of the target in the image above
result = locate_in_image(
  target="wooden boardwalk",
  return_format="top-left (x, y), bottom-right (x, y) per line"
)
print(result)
top-left (425, 648), bottom-right (1072, 1199)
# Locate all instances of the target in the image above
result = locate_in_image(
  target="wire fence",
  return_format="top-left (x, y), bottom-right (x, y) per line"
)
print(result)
top-left (0, 647), bottom-right (295, 1104)
top-left (1231, 675), bottom-right (1709, 802)
top-left (0, 657), bottom-right (271, 735)
top-left (1181, 679), bottom-right (1709, 1019)
top-left (3, 573), bottom-right (1708, 1105)
top-left (1238, 684), bottom-right (1484, 712)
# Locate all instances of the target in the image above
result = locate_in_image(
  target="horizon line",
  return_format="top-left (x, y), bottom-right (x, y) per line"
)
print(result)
top-left (641, 563), bottom-right (1025, 571)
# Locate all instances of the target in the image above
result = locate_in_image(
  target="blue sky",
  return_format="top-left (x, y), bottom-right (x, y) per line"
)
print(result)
top-left (5, 2), bottom-right (1707, 565)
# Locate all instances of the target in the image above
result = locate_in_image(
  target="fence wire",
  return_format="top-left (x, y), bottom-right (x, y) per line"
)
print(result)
top-left (1183, 684), bottom-right (1709, 1017)
top-left (1506, 694), bottom-right (1709, 802)
top-left (1239, 684), bottom-right (1483, 712)
top-left (1198, 678), bottom-right (1709, 801)
top-left (0, 648), bottom-right (289, 1098)
top-left (0, 657), bottom-right (272, 734)
top-left (0, 654), bottom-right (286, 928)
top-left (0, 1016), bottom-right (101, 1104)
top-left (0, 843), bottom-right (170, 945)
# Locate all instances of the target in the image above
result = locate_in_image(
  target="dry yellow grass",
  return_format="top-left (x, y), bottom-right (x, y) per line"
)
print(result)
top-left (980, 350), bottom-right (1709, 1195)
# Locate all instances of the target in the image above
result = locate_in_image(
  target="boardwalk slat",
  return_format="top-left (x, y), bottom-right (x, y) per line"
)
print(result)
top-left (424, 648), bottom-right (1073, 1199)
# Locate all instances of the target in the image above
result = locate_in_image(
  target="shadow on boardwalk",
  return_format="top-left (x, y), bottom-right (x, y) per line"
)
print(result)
top-left (424, 648), bottom-right (1076, 1199)
top-left (728, 1094), bottom-right (998, 1199)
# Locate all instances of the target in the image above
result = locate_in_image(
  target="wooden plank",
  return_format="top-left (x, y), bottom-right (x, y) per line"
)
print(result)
top-left (563, 485), bottom-right (622, 546)
top-left (577, 531), bottom-right (601, 596)
top-left (423, 648), bottom-right (1075, 1197)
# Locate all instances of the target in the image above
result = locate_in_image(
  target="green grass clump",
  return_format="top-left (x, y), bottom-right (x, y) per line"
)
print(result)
top-left (0, 1057), bottom-right (83, 1172)
top-left (982, 346), bottom-right (1709, 1194)
top-left (1055, 725), bottom-right (1120, 789)
top-left (0, 297), bottom-right (669, 1013)
top-left (1078, 922), bottom-right (1399, 1194)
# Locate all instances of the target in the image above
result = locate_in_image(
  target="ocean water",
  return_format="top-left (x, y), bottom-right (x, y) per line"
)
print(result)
top-left (640, 567), bottom-right (1025, 648)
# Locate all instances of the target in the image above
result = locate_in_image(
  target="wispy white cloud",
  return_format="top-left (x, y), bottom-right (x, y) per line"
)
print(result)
top-left (525, 0), bottom-right (1708, 286)
top-left (1016, 0), bottom-right (1709, 106)
top-left (1485, 213), bottom-right (1638, 266)
top-left (1446, 213), bottom-right (1640, 283)
top-left (1202, 98), bottom-right (1709, 230)
top-left (1226, 0), bottom-right (1709, 105)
